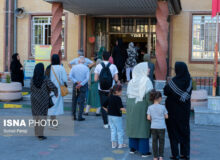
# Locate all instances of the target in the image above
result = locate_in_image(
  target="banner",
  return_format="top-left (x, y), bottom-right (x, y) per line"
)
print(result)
top-left (35, 45), bottom-right (52, 68)
top-left (24, 60), bottom-right (35, 79)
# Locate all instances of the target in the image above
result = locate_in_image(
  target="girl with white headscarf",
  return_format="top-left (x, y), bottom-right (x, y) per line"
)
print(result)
top-left (125, 42), bottom-right (138, 82)
top-left (126, 62), bottom-right (153, 157)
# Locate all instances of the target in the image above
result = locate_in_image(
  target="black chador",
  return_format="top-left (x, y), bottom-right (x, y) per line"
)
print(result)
top-left (164, 62), bottom-right (192, 160)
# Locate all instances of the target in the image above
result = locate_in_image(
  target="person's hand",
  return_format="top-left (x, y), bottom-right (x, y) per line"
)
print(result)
top-left (117, 80), bottom-right (121, 85)
top-left (121, 108), bottom-right (126, 112)
top-left (76, 84), bottom-right (82, 89)
top-left (20, 67), bottom-right (23, 70)
top-left (103, 107), bottom-right (108, 112)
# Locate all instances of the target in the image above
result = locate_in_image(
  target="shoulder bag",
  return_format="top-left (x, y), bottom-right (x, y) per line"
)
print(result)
top-left (51, 66), bottom-right (69, 97)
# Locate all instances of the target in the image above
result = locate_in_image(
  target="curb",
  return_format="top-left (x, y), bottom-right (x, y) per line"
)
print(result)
top-left (0, 103), bottom-right (127, 114)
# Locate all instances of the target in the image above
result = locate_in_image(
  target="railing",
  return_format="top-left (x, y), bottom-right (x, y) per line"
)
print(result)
top-left (193, 77), bottom-right (214, 95)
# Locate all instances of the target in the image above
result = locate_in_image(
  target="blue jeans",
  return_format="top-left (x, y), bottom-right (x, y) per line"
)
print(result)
top-left (108, 115), bottom-right (124, 145)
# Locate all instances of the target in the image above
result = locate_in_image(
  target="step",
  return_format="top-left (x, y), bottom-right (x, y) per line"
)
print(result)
top-left (194, 106), bottom-right (220, 126)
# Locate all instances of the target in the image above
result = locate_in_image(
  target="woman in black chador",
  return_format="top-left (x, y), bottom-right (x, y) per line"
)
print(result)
top-left (164, 62), bottom-right (192, 160)
top-left (112, 39), bottom-right (126, 81)
top-left (10, 53), bottom-right (24, 86)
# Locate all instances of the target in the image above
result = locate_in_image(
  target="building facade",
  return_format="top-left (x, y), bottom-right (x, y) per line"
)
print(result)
top-left (0, 0), bottom-right (79, 72)
top-left (0, 0), bottom-right (219, 78)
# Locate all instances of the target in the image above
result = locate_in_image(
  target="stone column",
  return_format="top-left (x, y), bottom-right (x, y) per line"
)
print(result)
top-left (155, 0), bottom-right (169, 80)
top-left (51, 2), bottom-right (63, 60)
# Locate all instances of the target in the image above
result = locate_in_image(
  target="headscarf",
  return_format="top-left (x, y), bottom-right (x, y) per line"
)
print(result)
top-left (127, 62), bottom-right (153, 103)
top-left (173, 62), bottom-right (191, 88)
top-left (97, 47), bottom-right (106, 59)
top-left (33, 63), bottom-right (45, 88)
top-left (117, 39), bottom-right (123, 48)
top-left (11, 53), bottom-right (22, 68)
top-left (12, 53), bottom-right (19, 62)
top-left (89, 59), bottom-right (102, 86)
top-left (51, 54), bottom-right (60, 65)
top-left (168, 62), bottom-right (192, 102)
top-left (128, 42), bottom-right (136, 53)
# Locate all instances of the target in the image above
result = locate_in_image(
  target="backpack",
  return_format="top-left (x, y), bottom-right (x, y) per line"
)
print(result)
top-left (99, 62), bottom-right (113, 90)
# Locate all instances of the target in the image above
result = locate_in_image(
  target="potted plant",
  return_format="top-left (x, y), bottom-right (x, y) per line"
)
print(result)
top-left (6, 74), bottom-right (11, 83)
top-left (0, 73), bottom-right (22, 101)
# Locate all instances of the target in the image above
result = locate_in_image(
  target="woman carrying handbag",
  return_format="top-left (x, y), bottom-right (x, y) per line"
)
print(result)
top-left (46, 54), bottom-right (68, 126)
top-left (31, 63), bottom-right (58, 140)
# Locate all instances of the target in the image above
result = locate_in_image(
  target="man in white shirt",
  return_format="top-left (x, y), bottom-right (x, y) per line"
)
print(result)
top-left (68, 49), bottom-right (94, 68)
top-left (69, 57), bottom-right (90, 121)
top-left (94, 51), bottom-right (119, 128)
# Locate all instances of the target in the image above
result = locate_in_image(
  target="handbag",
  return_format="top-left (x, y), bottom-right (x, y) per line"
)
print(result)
top-left (51, 66), bottom-right (69, 97)
top-left (48, 96), bottom-right (54, 108)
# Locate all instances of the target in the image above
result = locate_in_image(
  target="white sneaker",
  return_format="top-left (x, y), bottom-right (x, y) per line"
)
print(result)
top-left (118, 144), bottom-right (127, 149)
top-left (103, 124), bottom-right (109, 129)
top-left (112, 142), bottom-right (117, 149)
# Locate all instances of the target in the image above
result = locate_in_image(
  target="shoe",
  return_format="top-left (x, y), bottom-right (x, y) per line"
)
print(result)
top-left (141, 154), bottom-right (150, 158)
top-left (112, 142), bottom-right (117, 149)
top-left (142, 152), bottom-right (151, 157)
top-left (96, 113), bottom-right (101, 116)
top-left (83, 113), bottom-right (89, 116)
top-left (170, 156), bottom-right (180, 160)
top-left (103, 124), bottom-right (109, 129)
top-left (38, 136), bottom-right (47, 140)
top-left (72, 116), bottom-right (77, 121)
top-left (180, 156), bottom-right (190, 160)
top-left (78, 118), bottom-right (85, 121)
top-left (118, 144), bottom-right (127, 149)
top-left (147, 152), bottom-right (152, 155)
top-left (129, 148), bottom-right (136, 154)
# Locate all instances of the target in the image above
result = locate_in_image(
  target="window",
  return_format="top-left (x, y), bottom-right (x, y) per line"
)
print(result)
top-left (122, 18), bottom-right (134, 33)
top-left (31, 16), bottom-right (65, 57)
top-left (192, 15), bottom-right (220, 61)
top-left (109, 18), bottom-right (121, 32)
top-left (136, 18), bottom-right (148, 33)
top-left (95, 18), bottom-right (106, 33)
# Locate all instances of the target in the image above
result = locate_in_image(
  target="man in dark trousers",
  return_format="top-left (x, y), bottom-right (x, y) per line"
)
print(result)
top-left (69, 57), bottom-right (90, 121)
top-left (94, 52), bottom-right (119, 128)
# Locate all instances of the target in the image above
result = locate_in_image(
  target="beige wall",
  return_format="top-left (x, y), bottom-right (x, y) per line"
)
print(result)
top-left (171, 0), bottom-right (218, 77)
top-left (0, 0), bottom-right (5, 72)
top-left (17, 0), bottom-right (79, 73)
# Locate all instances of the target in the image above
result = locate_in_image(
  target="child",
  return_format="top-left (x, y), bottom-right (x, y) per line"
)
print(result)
top-left (147, 90), bottom-right (168, 160)
top-left (103, 84), bottom-right (126, 149)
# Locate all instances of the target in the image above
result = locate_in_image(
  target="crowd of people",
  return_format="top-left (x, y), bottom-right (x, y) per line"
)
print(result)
top-left (9, 40), bottom-right (192, 160)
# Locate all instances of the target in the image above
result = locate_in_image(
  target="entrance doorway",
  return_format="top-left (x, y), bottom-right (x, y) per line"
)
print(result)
top-left (110, 34), bottom-right (148, 53)
top-left (92, 17), bottom-right (157, 58)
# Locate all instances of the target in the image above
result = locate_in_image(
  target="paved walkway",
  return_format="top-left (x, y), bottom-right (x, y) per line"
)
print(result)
top-left (0, 108), bottom-right (220, 160)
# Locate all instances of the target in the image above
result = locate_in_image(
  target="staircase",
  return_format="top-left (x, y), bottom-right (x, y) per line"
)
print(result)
top-left (23, 82), bottom-right (165, 105)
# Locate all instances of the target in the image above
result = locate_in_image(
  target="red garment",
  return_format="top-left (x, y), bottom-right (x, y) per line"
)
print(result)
top-left (212, 0), bottom-right (220, 17)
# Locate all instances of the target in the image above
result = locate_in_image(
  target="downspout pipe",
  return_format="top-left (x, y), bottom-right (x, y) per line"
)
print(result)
top-left (14, 0), bottom-right (17, 53)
